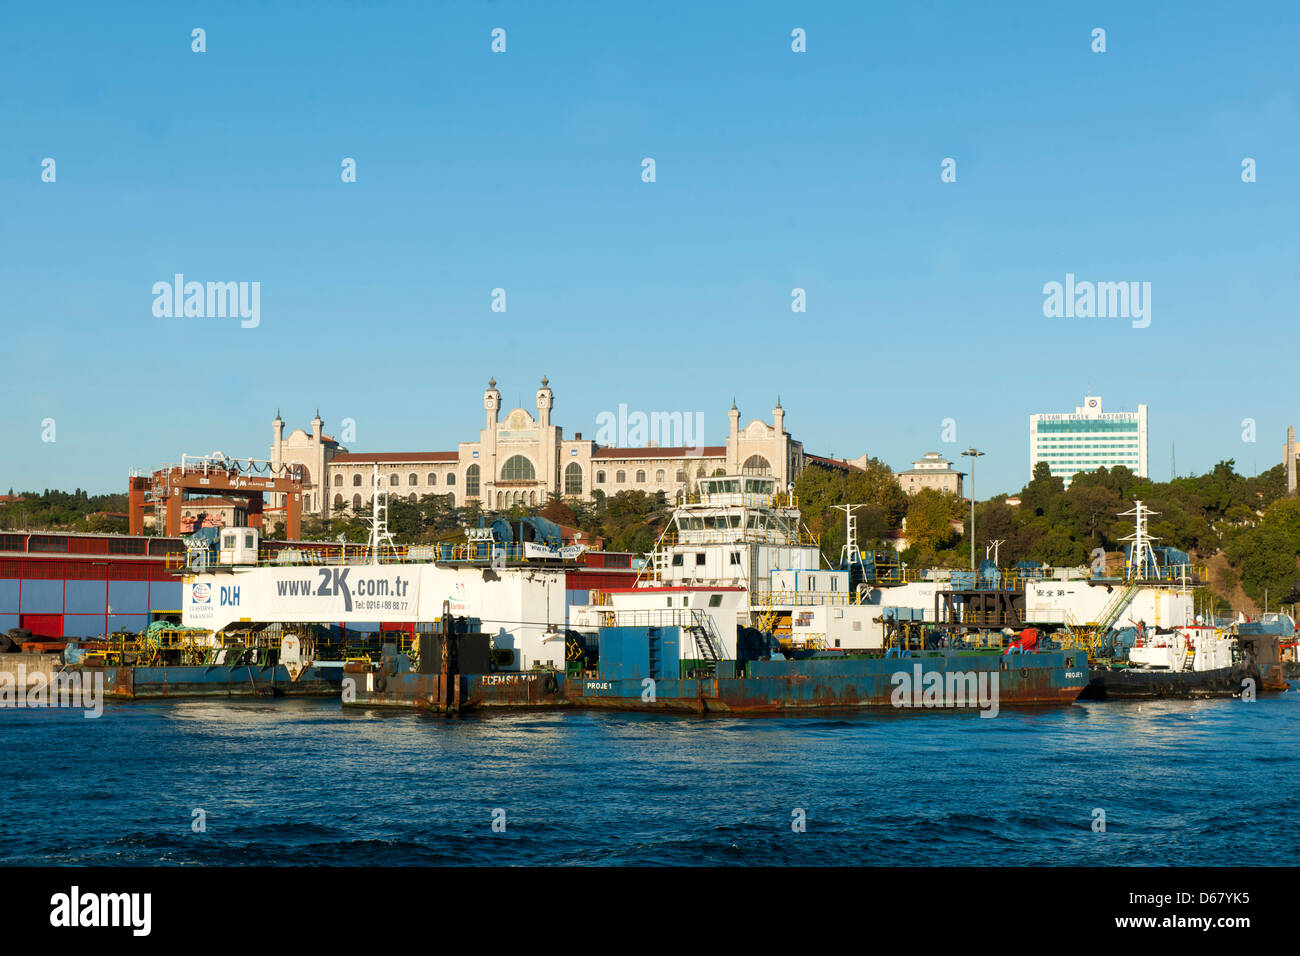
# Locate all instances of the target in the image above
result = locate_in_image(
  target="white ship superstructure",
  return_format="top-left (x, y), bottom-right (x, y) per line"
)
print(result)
top-left (574, 480), bottom-right (1207, 659)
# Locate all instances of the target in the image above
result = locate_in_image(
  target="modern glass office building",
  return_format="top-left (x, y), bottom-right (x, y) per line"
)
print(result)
top-left (1029, 396), bottom-right (1147, 486)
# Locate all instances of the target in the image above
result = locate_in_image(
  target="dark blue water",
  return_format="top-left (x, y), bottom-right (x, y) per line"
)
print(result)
top-left (3, 691), bottom-right (1297, 865)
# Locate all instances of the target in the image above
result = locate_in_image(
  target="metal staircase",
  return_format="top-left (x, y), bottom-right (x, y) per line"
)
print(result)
top-left (1061, 581), bottom-right (1140, 661)
top-left (1091, 581), bottom-right (1140, 635)
top-left (687, 610), bottom-right (725, 662)
top-left (753, 590), bottom-right (779, 633)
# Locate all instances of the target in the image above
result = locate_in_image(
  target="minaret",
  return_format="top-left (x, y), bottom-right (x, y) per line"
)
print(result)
top-left (773, 397), bottom-right (786, 486)
top-left (310, 409), bottom-right (324, 517)
top-left (272, 410), bottom-right (284, 470)
top-left (727, 399), bottom-right (740, 473)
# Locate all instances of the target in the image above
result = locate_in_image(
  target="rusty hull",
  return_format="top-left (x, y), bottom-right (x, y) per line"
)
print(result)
top-left (77, 664), bottom-right (343, 700)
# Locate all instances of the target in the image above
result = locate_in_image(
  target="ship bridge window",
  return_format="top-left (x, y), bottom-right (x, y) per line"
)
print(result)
top-left (729, 552), bottom-right (740, 565)
top-left (672, 554), bottom-right (684, 566)
top-left (709, 594), bottom-right (723, 606)
top-left (695, 553), bottom-right (706, 566)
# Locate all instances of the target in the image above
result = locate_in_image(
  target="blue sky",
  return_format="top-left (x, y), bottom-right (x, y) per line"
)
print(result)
top-left (3, 1), bottom-right (1298, 496)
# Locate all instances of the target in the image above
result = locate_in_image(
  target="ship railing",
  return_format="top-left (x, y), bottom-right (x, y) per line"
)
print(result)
top-left (660, 529), bottom-right (819, 549)
top-left (176, 541), bottom-right (564, 572)
top-left (677, 492), bottom-right (800, 510)
top-left (868, 568), bottom-right (936, 585)
top-left (594, 607), bottom-right (709, 632)
top-left (754, 589), bottom-right (856, 607)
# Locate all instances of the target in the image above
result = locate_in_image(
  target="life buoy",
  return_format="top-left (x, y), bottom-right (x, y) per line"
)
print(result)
top-left (1020, 668), bottom-right (1030, 680)
top-left (543, 675), bottom-right (558, 695)
top-left (374, 674), bottom-right (387, 692)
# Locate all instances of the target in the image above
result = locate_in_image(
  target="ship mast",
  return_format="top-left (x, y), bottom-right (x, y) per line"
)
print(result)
top-left (1118, 500), bottom-right (1159, 581)
top-left (364, 464), bottom-right (398, 564)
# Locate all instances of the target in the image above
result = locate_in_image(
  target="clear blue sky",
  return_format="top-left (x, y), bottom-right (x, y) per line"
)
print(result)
top-left (3, 1), bottom-right (1297, 497)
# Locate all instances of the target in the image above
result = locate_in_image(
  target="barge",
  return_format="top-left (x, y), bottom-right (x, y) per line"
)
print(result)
top-left (344, 610), bottom-right (1090, 715)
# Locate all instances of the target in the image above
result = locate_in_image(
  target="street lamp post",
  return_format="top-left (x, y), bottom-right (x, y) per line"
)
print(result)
top-left (962, 448), bottom-right (985, 571)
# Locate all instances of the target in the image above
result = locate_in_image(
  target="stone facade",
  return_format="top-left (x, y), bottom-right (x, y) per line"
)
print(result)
top-left (896, 452), bottom-right (965, 497)
top-left (271, 379), bottom-right (811, 518)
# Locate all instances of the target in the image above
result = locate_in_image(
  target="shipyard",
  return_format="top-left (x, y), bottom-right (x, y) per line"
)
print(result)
top-left (2, 387), bottom-right (1295, 715)
top-left (4, 0), bottom-right (1295, 927)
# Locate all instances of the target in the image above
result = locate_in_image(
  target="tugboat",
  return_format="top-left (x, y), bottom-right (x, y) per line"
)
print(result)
top-left (1079, 620), bottom-right (1265, 700)
top-left (1074, 502), bottom-right (1289, 699)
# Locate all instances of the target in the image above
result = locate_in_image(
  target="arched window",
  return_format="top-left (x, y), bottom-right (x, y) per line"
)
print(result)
top-left (616, 470), bottom-right (626, 483)
top-left (389, 473), bottom-right (399, 487)
top-left (465, 464), bottom-right (479, 497)
top-left (352, 474), bottom-right (362, 486)
top-left (564, 462), bottom-right (583, 495)
top-left (742, 455), bottom-right (772, 476)
top-left (696, 466), bottom-right (706, 477)
top-left (408, 473), bottom-right (418, 486)
top-left (655, 469), bottom-right (665, 483)
top-left (333, 494), bottom-right (343, 507)
top-left (597, 471), bottom-right (606, 484)
top-left (333, 474), bottom-right (342, 486)
top-left (446, 472), bottom-right (457, 486)
top-left (408, 493), bottom-right (417, 503)
top-left (352, 494), bottom-right (362, 509)
top-left (500, 455), bottom-right (535, 481)
top-left (427, 473), bottom-right (437, 485)
top-left (635, 470), bottom-right (646, 483)
top-left (676, 470), bottom-right (686, 482)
